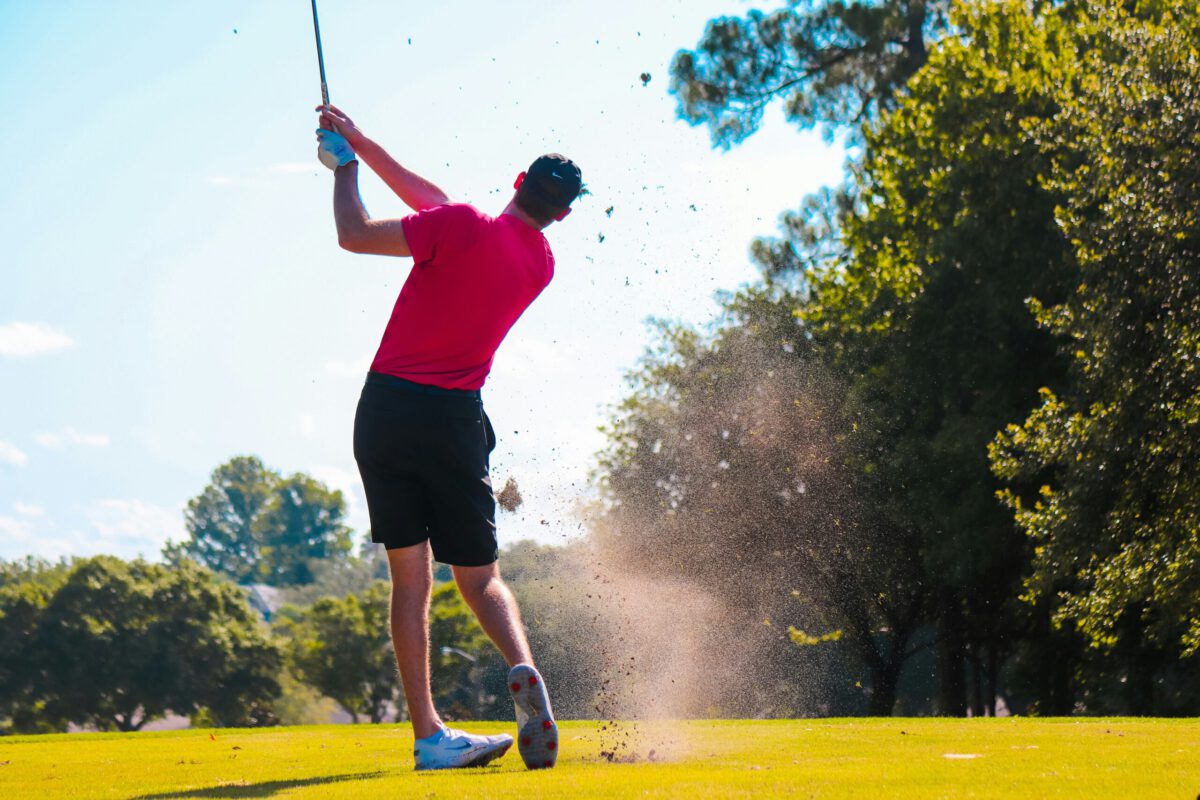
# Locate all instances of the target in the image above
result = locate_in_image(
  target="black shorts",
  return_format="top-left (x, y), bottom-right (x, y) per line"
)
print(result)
top-left (353, 371), bottom-right (498, 566)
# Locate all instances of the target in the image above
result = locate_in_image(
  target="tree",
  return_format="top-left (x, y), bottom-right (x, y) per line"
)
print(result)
top-left (665, 0), bottom-right (1101, 715)
top-left (173, 456), bottom-right (274, 580)
top-left (670, 0), bottom-right (951, 147)
top-left (787, 0), bottom-right (1085, 715)
top-left (170, 456), bottom-right (353, 586)
top-left (990, 0), bottom-right (1200, 714)
top-left (256, 474), bottom-right (354, 585)
top-left (0, 568), bottom-right (68, 733)
top-left (35, 557), bottom-right (281, 731)
top-left (278, 581), bottom-right (399, 724)
top-left (593, 294), bottom-right (926, 715)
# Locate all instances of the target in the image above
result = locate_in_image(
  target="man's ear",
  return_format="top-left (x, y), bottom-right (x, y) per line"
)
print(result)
top-left (554, 206), bottom-right (572, 222)
top-left (513, 171), bottom-right (526, 191)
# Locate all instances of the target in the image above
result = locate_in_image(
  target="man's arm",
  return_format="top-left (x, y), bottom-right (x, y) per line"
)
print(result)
top-left (333, 162), bottom-right (411, 257)
top-left (354, 138), bottom-right (450, 212)
top-left (320, 105), bottom-right (449, 212)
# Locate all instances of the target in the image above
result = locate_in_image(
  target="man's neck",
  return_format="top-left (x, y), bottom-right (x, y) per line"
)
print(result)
top-left (501, 201), bottom-right (547, 231)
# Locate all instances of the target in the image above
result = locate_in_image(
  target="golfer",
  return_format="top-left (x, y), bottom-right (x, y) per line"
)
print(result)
top-left (316, 105), bottom-right (581, 771)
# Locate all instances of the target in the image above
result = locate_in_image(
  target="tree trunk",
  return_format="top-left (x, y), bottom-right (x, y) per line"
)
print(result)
top-left (986, 644), bottom-right (999, 717)
top-left (969, 643), bottom-right (986, 717)
top-left (868, 658), bottom-right (902, 716)
top-left (903, 0), bottom-right (929, 68)
top-left (866, 615), bottom-right (916, 716)
top-left (114, 711), bottom-right (141, 733)
top-left (1034, 607), bottom-right (1075, 714)
top-left (936, 591), bottom-right (968, 716)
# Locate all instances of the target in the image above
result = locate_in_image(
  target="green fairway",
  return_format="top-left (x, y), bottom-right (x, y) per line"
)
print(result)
top-left (1, 718), bottom-right (1197, 799)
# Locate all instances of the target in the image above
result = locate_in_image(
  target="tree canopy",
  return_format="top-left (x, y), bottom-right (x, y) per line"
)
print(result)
top-left (3, 557), bottom-right (281, 733)
top-left (670, 0), bottom-right (951, 147)
top-left (169, 456), bottom-right (353, 586)
top-left (991, 0), bottom-right (1200, 711)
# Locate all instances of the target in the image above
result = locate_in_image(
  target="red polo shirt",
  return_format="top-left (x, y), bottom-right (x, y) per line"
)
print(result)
top-left (369, 203), bottom-right (554, 390)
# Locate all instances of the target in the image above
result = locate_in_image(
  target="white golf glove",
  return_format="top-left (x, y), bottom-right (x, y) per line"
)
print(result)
top-left (316, 128), bottom-right (356, 170)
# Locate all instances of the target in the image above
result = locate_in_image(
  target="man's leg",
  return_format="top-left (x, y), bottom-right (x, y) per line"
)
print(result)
top-left (386, 542), bottom-right (442, 739)
top-left (452, 562), bottom-right (534, 667)
top-left (455, 562), bottom-right (559, 769)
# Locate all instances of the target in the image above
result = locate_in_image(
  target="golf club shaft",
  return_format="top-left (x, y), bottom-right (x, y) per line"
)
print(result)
top-left (310, 0), bottom-right (329, 106)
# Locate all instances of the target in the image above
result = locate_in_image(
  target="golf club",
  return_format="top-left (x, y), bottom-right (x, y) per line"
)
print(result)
top-left (311, 0), bottom-right (344, 169)
top-left (310, 0), bottom-right (329, 107)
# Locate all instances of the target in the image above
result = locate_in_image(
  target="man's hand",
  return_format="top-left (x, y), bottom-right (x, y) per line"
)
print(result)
top-left (316, 128), bottom-right (357, 170)
top-left (315, 104), bottom-right (450, 212)
top-left (317, 104), bottom-right (367, 150)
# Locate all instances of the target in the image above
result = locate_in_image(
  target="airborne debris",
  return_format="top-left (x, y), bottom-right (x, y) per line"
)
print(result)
top-left (640, 72), bottom-right (652, 86)
top-left (496, 477), bottom-right (523, 512)
top-left (598, 233), bottom-right (606, 244)
top-left (605, 206), bottom-right (614, 217)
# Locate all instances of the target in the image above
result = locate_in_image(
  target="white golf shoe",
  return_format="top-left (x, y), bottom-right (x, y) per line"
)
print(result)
top-left (508, 663), bottom-right (559, 769)
top-left (412, 725), bottom-right (513, 771)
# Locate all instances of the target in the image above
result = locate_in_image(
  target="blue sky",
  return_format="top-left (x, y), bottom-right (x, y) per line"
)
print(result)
top-left (0, 0), bottom-right (843, 561)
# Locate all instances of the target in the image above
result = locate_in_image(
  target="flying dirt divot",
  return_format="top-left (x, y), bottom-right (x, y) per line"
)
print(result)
top-left (497, 477), bottom-right (523, 512)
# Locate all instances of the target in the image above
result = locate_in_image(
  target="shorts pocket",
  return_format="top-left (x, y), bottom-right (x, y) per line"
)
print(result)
top-left (482, 411), bottom-right (497, 454)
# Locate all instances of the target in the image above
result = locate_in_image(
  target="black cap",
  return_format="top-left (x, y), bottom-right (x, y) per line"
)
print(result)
top-left (524, 154), bottom-right (583, 209)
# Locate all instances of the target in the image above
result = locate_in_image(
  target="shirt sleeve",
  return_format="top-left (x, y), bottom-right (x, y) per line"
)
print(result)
top-left (399, 203), bottom-right (481, 265)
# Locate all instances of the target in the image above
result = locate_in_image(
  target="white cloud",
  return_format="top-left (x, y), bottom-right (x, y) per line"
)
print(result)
top-left (0, 515), bottom-right (35, 544)
top-left (86, 499), bottom-right (185, 558)
top-left (0, 440), bottom-right (29, 466)
top-left (324, 354), bottom-right (374, 377)
top-left (490, 336), bottom-right (564, 381)
top-left (270, 162), bottom-right (320, 175)
top-left (205, 175), bottom-right (236, 186)
top-left (0, 514), bottom-right (81, 562)
top-left (0, 321), bottom-right (75, 358)
top-left (13, 502), bottom-right (44, 517)
top-left (34, 426), bottom-right (111, 449)
top-left (295, 412), bottom-right (317, 438)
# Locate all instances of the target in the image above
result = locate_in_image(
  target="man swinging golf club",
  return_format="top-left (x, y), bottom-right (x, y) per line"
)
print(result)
top-left (315, 106), bottom-right (581, 771)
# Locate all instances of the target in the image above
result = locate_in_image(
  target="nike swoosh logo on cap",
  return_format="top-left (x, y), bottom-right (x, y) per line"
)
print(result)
top-left (551, 171), bottom-right (562, 178)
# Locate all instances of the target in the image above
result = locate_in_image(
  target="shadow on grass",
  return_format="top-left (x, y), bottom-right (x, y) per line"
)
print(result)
top-left (129, 770), bottom-right (386, 799)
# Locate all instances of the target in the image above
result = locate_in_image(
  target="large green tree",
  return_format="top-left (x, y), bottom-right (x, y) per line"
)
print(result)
top-left (791, 0), bottom-right (1081, 715)
top-left (34, 557), bottom-right (281, 731)
top-left (664, 0), bottom-right (1104, 715)
top-left (170, 456), bottom-right (353, 586)
top-left (990, 0), bottom-right (1200, 714)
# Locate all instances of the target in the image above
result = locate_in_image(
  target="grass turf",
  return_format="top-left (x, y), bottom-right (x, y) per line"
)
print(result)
top-left (1, 718), bottom-right (1198, 799)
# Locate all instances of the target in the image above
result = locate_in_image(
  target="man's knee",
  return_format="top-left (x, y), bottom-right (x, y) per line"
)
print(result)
top-left (452, 562), bottom-right (501, 601)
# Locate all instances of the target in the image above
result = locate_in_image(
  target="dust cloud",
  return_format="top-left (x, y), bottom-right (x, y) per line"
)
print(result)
top-left (512, 331), bottom-right (872, 761)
